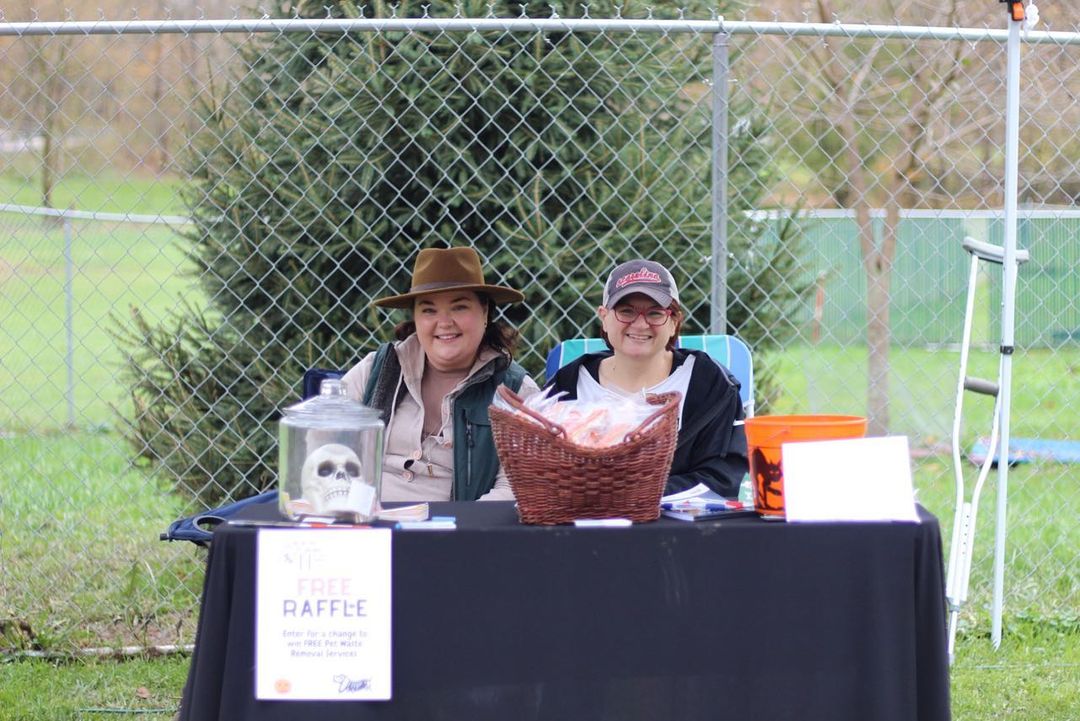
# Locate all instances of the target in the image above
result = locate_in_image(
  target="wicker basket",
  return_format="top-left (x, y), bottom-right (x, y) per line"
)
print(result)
top-left (489, 386), bottom-right (680, 525)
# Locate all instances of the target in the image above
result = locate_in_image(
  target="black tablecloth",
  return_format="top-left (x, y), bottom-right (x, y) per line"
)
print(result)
top-left (179, 502), bottom-right (950, 721)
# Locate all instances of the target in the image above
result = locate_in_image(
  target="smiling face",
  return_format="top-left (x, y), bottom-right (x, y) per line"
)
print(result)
top-left (412, 290), bottom-right (488, 372)
top-left (599, 293), bottom-right (678, 361)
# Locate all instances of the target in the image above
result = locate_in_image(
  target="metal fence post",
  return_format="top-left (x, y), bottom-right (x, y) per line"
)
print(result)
top-left (63, 214), bottom-right (75, 429)
top-left (992, 9), bottom-right (1024, 650)
top-left (710, 30), bottom-right (730, 334)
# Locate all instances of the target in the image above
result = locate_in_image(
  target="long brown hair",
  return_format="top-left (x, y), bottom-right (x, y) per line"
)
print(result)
top-left (393, 292), bottom-right (519, 358)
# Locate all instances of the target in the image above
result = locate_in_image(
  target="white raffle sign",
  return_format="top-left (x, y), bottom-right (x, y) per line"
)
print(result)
top-left (255, 528), bottom-right (392, 700)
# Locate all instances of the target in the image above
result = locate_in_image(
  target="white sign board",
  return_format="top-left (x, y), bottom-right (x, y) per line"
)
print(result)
top-left (782, 435), bottom-right (920, 523)
top-left (256, 528), bottom-right (392, 700)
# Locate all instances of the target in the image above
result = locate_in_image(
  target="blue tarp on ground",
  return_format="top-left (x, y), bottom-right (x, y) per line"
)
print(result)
top-left (969, 437), bottom-right (1080, 465)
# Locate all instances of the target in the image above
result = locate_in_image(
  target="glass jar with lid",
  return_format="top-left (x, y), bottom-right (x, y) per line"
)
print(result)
top-left (278, 378), bottom-right (384, 522)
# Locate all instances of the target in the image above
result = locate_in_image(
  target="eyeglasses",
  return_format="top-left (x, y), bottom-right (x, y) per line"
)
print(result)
top-left (611, 306), bottom-right (674, 326)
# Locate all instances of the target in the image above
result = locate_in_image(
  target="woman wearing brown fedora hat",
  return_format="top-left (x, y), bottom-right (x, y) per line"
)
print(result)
top-left (341, 246), bottom-right (539, 502)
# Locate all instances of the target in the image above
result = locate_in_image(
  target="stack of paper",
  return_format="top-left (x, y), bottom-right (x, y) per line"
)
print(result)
top-left (660, 483), bottom-right (755, 521)
top-left (661, 483), bottom-right (728, 505)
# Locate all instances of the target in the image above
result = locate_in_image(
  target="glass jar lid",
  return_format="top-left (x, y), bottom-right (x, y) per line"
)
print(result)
top-left (280, 378), bottom-right (382, 429)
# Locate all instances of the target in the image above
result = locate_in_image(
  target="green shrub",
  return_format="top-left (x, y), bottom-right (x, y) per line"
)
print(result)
top-left (116, 0), bottom-right (807, 506)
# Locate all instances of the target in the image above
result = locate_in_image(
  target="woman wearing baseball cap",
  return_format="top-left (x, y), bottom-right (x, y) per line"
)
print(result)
top-left (341, 246), bottom-right (539, 502)
top-left (544, 259), bottom-right (748, 498)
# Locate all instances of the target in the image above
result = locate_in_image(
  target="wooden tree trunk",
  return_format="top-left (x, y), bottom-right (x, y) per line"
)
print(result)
top-left (40, 127), bottom-right (55, 209)
top-left (863, 203), bottom-right (899, 437)
top-left (31, 36), bottom-right (71, 211)
top-left (841, 115), bottom-right (896, 436)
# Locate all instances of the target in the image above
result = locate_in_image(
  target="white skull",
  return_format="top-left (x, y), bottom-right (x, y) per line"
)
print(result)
top-left (300, 443), bottom-right (363, 515)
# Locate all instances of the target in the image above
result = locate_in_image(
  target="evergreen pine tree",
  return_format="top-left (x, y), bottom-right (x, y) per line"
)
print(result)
top-left (116, 0), bottom-right (807, 505)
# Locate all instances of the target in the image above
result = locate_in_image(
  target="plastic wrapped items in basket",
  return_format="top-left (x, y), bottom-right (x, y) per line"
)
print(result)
top-left (489, 386), bottom-right (680, 525)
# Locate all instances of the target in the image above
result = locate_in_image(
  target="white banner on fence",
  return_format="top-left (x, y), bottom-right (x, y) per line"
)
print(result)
top-left (256, 528), bottom-right (392, 700)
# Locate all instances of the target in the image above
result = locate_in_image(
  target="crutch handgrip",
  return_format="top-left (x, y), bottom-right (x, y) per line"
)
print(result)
top-left (961, 236), bottom-right (1030, 265)
top-left (964, 376), bottom-right (999, 396)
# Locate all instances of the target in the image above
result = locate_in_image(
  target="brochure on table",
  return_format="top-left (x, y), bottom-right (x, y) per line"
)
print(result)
top-left (782, 435), bottom-right (920, 523)
top-left (660, 483), bottom-right (755, 521)
top-left (661, 483), bottom-right (728, 504)
top-left (256, 528), bottom-right (392, 700)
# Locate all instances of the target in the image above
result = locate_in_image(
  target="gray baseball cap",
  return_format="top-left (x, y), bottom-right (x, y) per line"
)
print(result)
top-left (602, 259), bottom-right (680, 308)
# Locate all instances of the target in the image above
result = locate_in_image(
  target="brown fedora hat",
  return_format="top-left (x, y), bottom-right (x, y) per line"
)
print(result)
top-left (373, 247), bottom-right (524, 309)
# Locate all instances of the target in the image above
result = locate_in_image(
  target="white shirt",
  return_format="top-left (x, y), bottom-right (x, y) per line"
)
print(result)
top-left (573, 355), bottom-right (695, 430)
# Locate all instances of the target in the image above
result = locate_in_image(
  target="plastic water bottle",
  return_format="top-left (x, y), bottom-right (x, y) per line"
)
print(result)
top-left (738, 473), bottom-right (754, 505)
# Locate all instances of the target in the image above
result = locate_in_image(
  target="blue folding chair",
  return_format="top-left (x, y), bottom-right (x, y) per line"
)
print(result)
top-left (302, 368), bottom-right (345, 400)
top-left (159, 491), bottom-right (279, 546)
top-left (160, 367), bottom-right (346, 545)
top-left (545, 334), bottom-right (754, 416)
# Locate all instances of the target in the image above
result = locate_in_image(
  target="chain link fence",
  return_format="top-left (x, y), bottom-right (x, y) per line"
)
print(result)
top-left (1, 5), bottom-right (1078, 658)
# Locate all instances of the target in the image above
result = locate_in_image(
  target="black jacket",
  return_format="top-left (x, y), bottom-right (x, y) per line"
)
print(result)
top-left (545, 348), bottom-right (748, 498)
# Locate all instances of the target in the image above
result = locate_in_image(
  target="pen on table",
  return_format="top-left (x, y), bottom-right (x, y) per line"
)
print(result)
top-left (660, 501), bottom-right (747, 511)
top-left (395, 516), bottom-right (457, 530)
top-left (573, 518), bottom-right (633, 528)
top-left (704, 502), bottom-right (748, 511)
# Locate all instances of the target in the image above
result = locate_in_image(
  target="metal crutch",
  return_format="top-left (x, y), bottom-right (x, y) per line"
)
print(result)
top-left (945, 236), bottom-right (1028, 663)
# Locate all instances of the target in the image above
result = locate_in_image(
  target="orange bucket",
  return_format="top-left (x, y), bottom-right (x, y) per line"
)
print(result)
top-left (745, 414), bottom-right (868, 518)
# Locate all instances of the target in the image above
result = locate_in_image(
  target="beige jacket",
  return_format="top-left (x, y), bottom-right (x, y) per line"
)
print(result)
top-left (341, 334), bottom-right (539, 502)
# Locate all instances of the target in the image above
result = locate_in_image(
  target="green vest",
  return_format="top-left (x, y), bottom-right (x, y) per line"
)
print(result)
top-left (363, 342), bottom-right (526, 501)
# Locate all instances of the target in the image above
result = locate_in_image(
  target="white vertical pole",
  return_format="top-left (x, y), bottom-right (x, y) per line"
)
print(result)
top-left (992, 10), bottom-right (1022, 649)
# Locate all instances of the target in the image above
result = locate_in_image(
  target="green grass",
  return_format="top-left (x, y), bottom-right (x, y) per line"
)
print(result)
top-left (0, 622), bottom-right (1076, 720)
top-left (0, 654), bottom-right (189, 721)
top-left (770, 344), bottom-right (1080, 445)
top-left (0, 432), bottom-right (206, 651)
top-left (0, 205), bottom-right (197, 432)
top-left (0, 170), bottom-right (186, 217)
top-left (951, 621), bottom-right (1080, 720)
top-left (912, 457), bottom-right (1080, 627)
